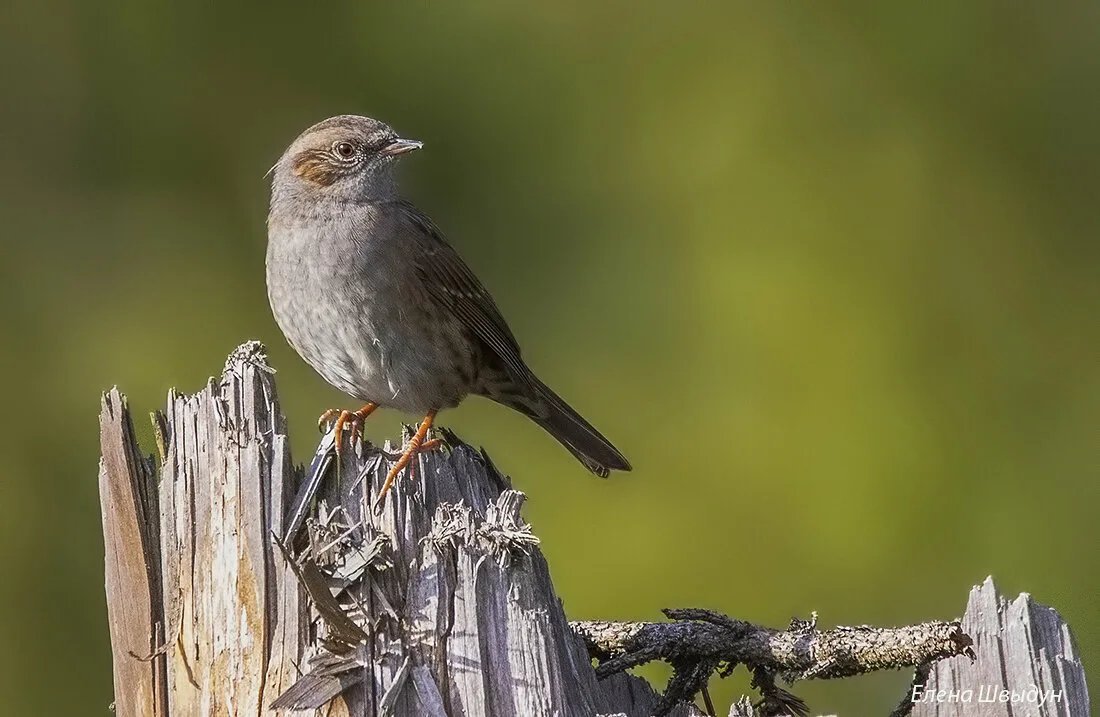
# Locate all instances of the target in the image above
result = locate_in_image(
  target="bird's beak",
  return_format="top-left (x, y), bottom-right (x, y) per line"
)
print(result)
top-left (379, 138), bottom-right (423, 157)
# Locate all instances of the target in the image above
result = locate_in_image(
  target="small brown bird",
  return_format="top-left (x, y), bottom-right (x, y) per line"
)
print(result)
top-left (266, 115), bottom-right (630, 499)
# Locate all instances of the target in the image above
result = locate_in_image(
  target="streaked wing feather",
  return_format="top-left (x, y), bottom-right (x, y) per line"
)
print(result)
top-left (393, 199), bottom-right (535, 392)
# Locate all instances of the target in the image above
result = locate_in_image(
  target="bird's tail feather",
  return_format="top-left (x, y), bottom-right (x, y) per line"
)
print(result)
top-left (515, 377), bottom-right (632, 477)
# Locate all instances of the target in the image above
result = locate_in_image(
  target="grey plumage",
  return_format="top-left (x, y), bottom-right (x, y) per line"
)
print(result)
top-left (266, 115), bottom-right (630, 477)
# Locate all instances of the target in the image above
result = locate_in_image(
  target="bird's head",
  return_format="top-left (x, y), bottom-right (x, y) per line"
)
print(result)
top-left (271, 115), bottom-right (422, 204)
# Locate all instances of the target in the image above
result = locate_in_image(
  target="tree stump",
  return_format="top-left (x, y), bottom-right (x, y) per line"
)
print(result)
top-left (100, 342), bottom-right (696, 717)
top-left (98, 342), bottom-right (1090, 716)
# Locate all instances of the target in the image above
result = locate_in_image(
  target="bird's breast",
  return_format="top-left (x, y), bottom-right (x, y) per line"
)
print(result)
top-left (266, 211), bottom-right (475, 413)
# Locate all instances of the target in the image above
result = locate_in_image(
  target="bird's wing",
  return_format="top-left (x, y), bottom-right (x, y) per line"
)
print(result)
top-left (391, 199), bottom-right (536, 392)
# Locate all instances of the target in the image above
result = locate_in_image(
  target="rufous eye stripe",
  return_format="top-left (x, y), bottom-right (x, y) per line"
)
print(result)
top-left (292, 149), bottom-right (347, 187)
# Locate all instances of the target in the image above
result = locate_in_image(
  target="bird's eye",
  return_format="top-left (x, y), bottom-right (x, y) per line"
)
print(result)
top-left (333, 141), bottom-right (357, 159)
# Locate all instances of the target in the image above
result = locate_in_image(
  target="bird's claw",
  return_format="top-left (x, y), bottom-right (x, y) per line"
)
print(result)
top-left (317, 408), bottom-right (341, 433)
top-left (317, 403), bottom-right (379, 455)
top-left (374, 438), bottom-right (443, 462)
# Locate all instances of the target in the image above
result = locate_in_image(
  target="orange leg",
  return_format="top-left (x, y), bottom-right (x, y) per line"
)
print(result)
top-left (346, 402), bottom-right (379, 447)
top-left (375, 410), bottom-right (437, 506)
top-left (320, 402), bottom-right (379, 455)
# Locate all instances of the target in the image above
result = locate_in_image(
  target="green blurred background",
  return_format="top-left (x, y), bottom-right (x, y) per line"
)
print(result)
top-left (1, 1), bottom-right (1096, 713)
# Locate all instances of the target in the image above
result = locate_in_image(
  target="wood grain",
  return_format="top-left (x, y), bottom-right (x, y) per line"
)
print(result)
top-left (99, 389), bottom-right (167, 716)
top-left (906, 577), bottom-right (1090, 717)
top-left (98, 343), bottom-right (1090, 717)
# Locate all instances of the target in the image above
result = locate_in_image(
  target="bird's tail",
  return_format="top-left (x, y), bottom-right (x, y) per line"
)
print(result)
top-left (491, 375), bottom-right (631, 477)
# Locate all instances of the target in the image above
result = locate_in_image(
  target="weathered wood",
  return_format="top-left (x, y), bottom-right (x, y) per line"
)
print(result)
top-left (576, 608), bottom-right (971, 716)
top-left (723, 579), bottom-right (1091, 716)
top-left (574, 610), bottom-right (970, 681)
top-left (156, 342), bottom-right (306, 714)
top-left (904, 577), bottom-right (1090, 717)
top-left (99, 343), bottom-right (697, 717)
top-left (98, 343), bottom-right (1091, 717)
top-left (271, 410), bottom-right (699, 716)
top-left (99, 389), bottom-right (167, 716)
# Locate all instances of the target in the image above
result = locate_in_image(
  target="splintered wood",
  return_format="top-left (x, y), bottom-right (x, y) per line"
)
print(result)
top-left (98, 342), bottom-right (1090, 717)
top-left (908, 577), bottom-right (1089, 717)
top-left (156, 342), bottom-right (305, 713)
top-left (99, 389), bottom-right (166, 716)
top-left (99, 342), bottom-right (693, 717)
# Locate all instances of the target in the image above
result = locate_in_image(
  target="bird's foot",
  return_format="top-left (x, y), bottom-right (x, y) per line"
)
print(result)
top-left (318, 402), bottom-right (379, 455)
top-left (373, 411), bottom-right (439, 509)
top-left (374, 438), bottom-right (443, 462)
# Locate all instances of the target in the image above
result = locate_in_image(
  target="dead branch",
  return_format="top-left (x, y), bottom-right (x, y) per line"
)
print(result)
top-left (571, 608), bottom-right (973, 715)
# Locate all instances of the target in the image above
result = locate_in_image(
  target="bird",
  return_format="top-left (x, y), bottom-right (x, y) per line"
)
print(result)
top-left (266, 115), bottom-right (631, 501)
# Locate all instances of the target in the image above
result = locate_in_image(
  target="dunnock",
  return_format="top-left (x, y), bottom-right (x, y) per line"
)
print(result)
top-left (266, 115), bottom-right (630, 498)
